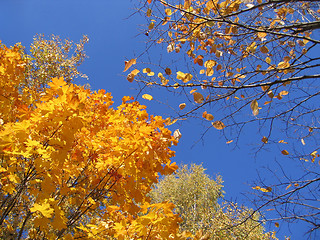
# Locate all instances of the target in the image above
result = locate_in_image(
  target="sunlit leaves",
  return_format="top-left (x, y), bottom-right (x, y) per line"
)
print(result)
top-left (0, 57), bottom-right (181, 239)
top-left (143, 67), bottom-right (155, 76)
top-left (177, 71), bottom-right (193, 83)
top-left (30, 201), bottom-right (54, 218)
top-left (127, 69), bottom-right (140, 82)
top-left (123, 58), bottom-right (136, 72)
top-left (252, 186), bottom-right (272, 193)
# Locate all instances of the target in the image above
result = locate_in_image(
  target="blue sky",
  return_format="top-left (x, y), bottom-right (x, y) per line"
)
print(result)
top-left (1, 0), bottom-right (314, 238)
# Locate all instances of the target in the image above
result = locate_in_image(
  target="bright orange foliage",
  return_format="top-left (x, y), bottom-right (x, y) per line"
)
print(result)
top-left (0, 42), bottom-right (184, 239)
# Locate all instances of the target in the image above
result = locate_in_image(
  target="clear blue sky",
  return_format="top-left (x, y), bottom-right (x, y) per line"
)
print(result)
top-left (1, 0), bottom-right (312, 238)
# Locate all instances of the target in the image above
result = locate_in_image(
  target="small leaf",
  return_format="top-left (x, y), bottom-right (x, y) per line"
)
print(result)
top-left (250, 99), bottom-right (259, 116)
top-left (165, 8), bottom-right (172, 16)
top-left (281, 150), bottom-right (289, 155)
top-left (146, 9), bottom-right (152, 17)
top-left (212, 121), bottom-right (225, 130)
top-left (142, 94), bottom-right (153, 100)
top-left (226, 140), bottom-right (233, 144)
top-left (286, 184), bottom-right (292, 190)
top-left (173, 129), bottom-right (182, 141)
top-left (179, 103), bottom-right (186, 110)
top-left (193, 92), bottom-right (204, 104)
top-left (262, 136), bottom-right (268, 143)
top-left (165, 68), bottom-right (172, 75)
top-left (301, 139), bottom-right (305, 145)
top-left (148, 22), bottom-right (155, 30)
top-left (123, 58), bottom-right (136, 72)
top-left (260, 46), bottom-right (269, 54)
top-left (275, 222), bottom-right (279, 228)
top-left (205, 113), bottom-right (214, 121)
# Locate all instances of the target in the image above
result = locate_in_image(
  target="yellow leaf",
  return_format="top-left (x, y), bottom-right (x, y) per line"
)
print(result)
top-left (146, 9), bottom-right (152, 17)
top-left (275, 222), bottom-right (279, 228)
top-left (265, 57), bottom-right (271, 64)
top-left (226, 140), bottom-right (233, 144)
top-left (190, 89), bottom-right (197, 94)
top-left (30, 202), bottom-right (54, 218)
top-left (281, 150), bottom-right (289, 155)
top-left (257, 32), bottom-right (267, 39)
top-left (123, 58), bottom-right (136, 72)
top-left (278, 61), bottom-right (290, 69)
top-left (165, 8), bottom-right (172, 16)
top-left (301, 139), bottom-right (305, 145)
top-left (193, 92), bottom-right (204, 104)
top-left (148, 22), bottom-right (155, 30)
top-left (286, 184), bottom-right (292, 190)
top-left (212, 121), bottom-right (225, 130)
top-left (142, 94), bottom-right (153, 100)
top-left (177, 71), bottom-right (193, 83)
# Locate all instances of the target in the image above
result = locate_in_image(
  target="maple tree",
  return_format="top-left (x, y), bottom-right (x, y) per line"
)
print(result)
top-left (150, 164), bottom-right (278, 239)
top-left (0, 41), bottom-right (188, 239)
top-left (126, 0), bottom-right (320, 236)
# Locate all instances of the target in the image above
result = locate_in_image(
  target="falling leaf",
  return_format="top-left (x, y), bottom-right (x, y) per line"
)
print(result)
top-left (123, 58), bottom-right (136, 72)
top-left (212, 121), bottom-right (225, 130)
top-left (173, 129), bottom-right (182, 141)
top-left (250, 99), bottom-right (259, 116)
top-left (142, 94), bottom-right (153, 100)
top-left (281, 150), bottom-right (289, 155)
top-left (179, 103), bottom-right (186, 110)
top-left (193, 92), bottom-right (204, 104)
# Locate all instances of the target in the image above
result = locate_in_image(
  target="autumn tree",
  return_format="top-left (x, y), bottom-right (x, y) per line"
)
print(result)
top-left (149, 164), bottom-right (277, 239)
top-left (0, 41), bottom-right (188, 239)
top-left (126, 0), bottom-right (320, 236)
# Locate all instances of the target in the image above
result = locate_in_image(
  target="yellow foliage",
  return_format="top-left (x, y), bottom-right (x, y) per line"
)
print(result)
top-left (0, 42), bottom-right (184, 239)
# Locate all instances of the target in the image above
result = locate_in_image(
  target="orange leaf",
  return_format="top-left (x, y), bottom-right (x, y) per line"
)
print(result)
top-left (193, 92), bottom-right (204, 104)
top-left (123, 58), bottom-right (136, 72)
top-left (212, 121), bottom-right (225, 130)
top-left (179, 103), bottom-right (186, 110)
